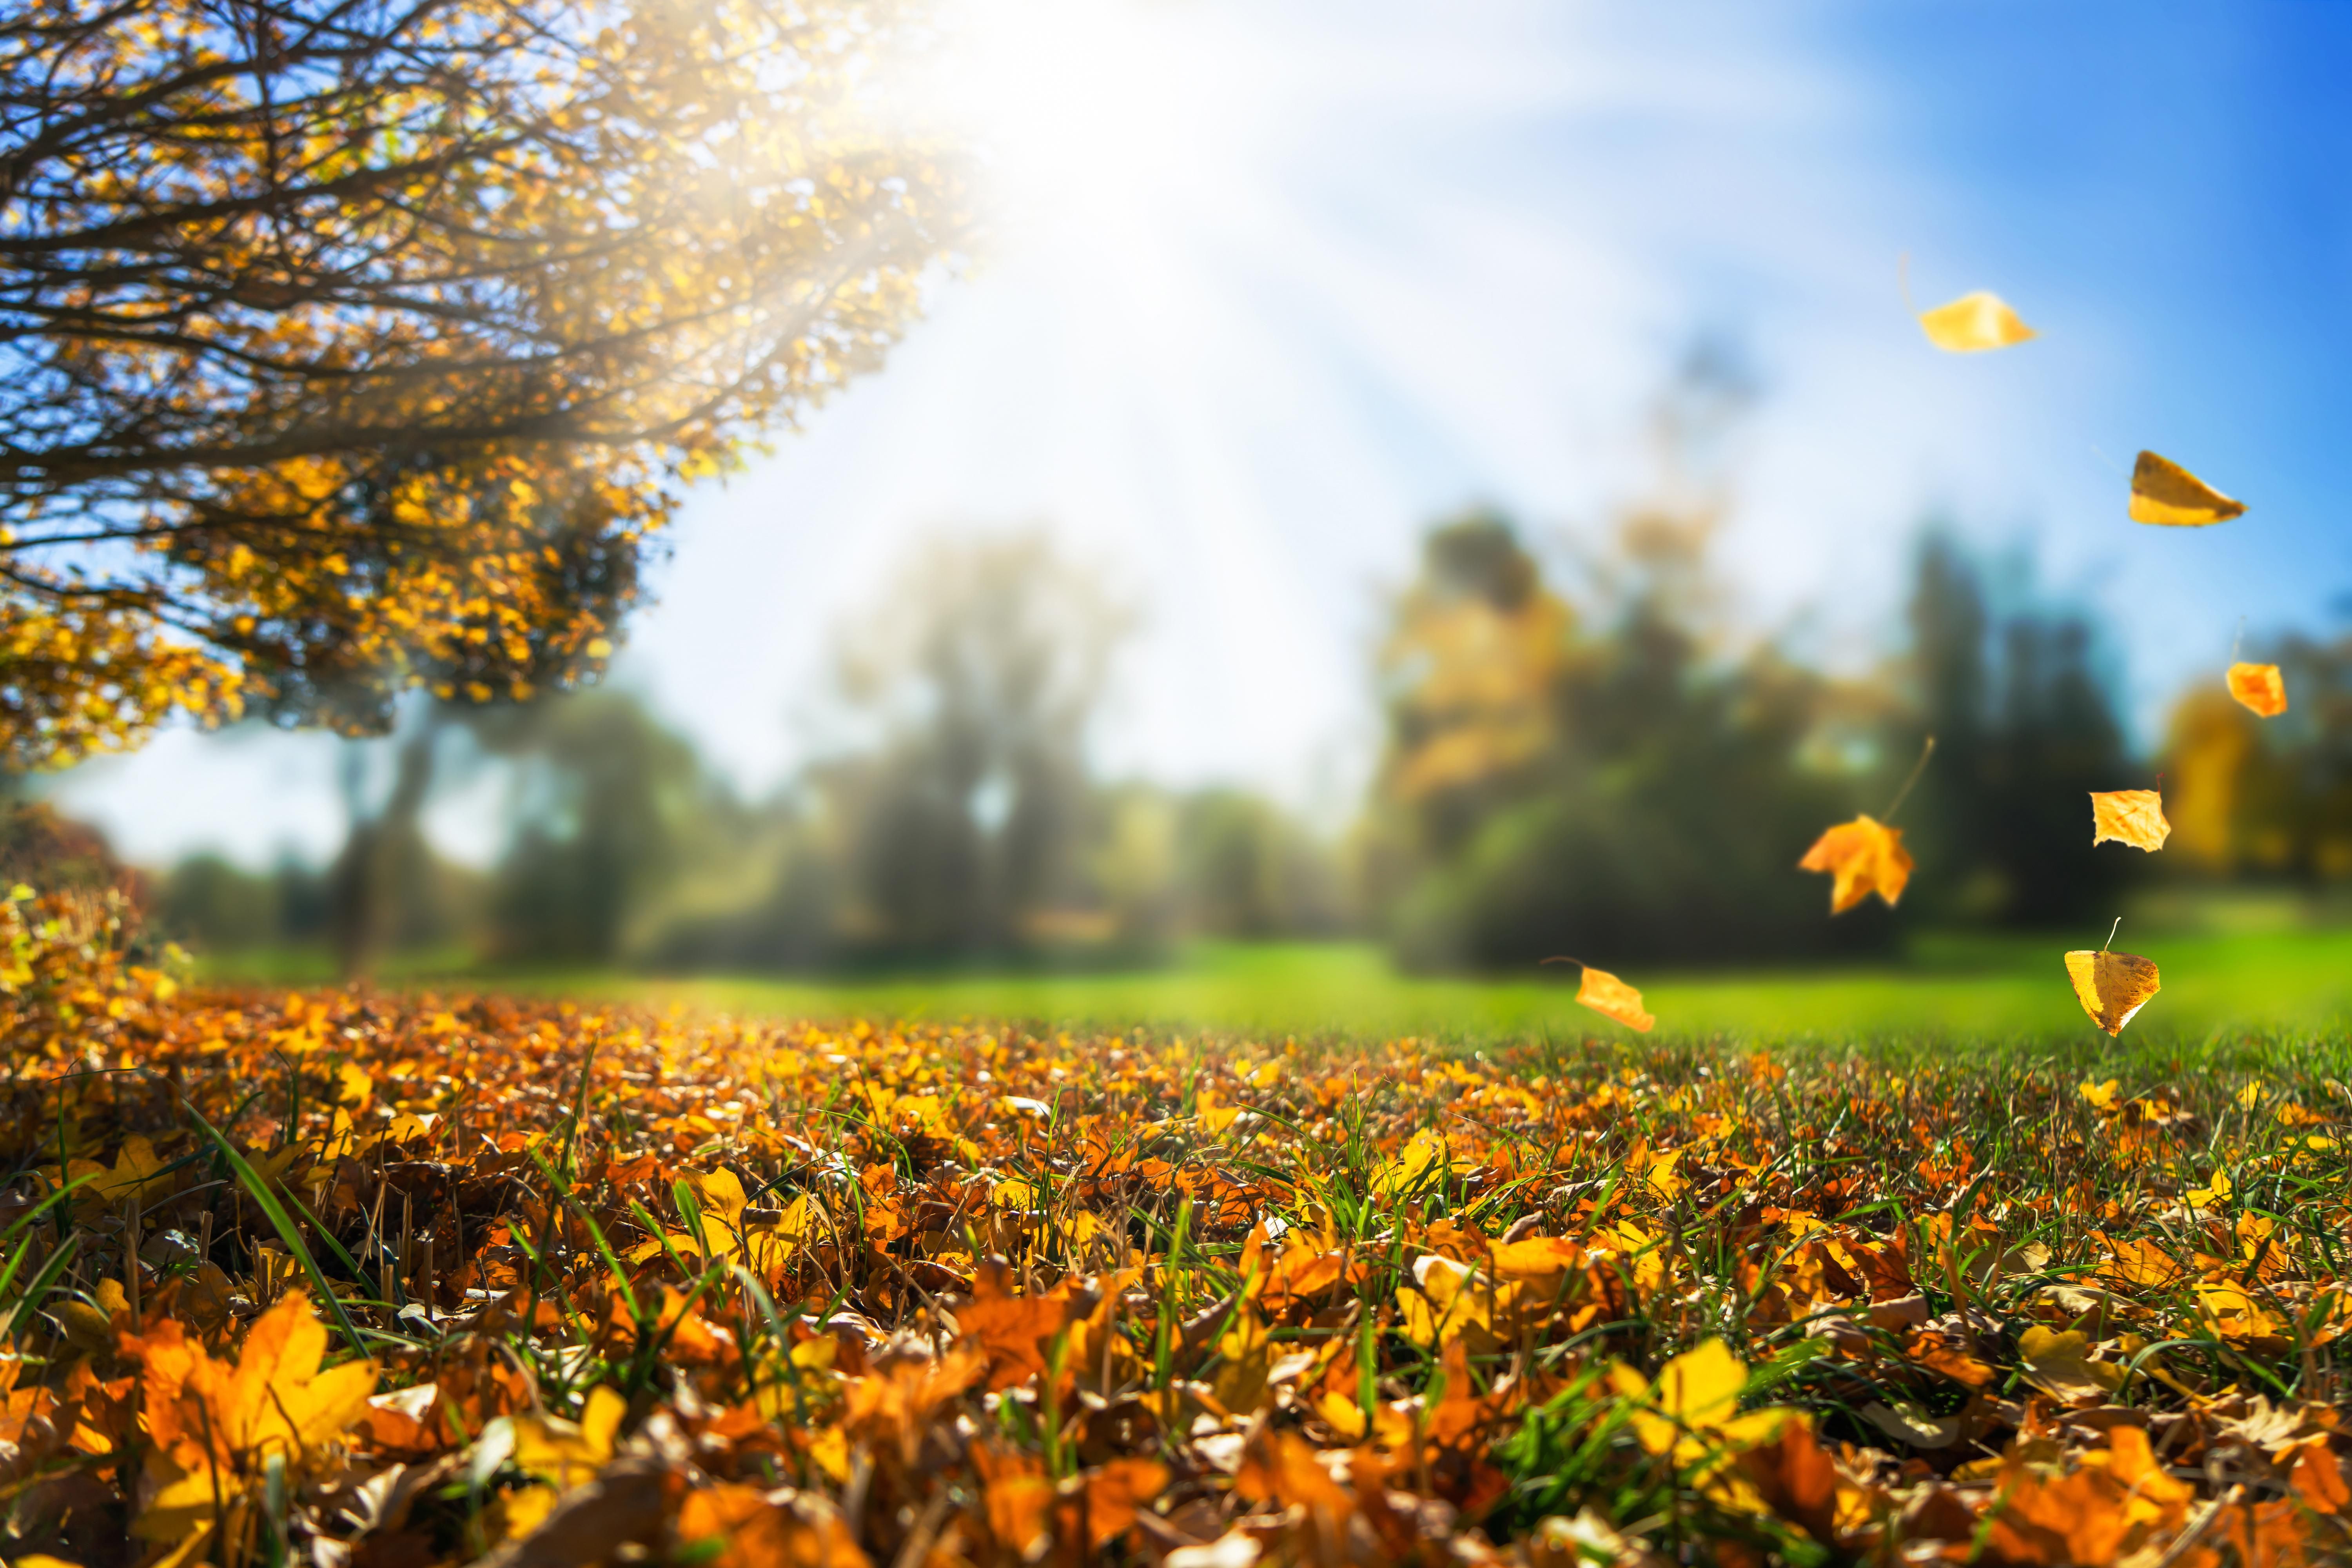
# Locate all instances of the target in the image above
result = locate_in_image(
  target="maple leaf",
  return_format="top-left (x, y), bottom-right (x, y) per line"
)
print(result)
top-left (2064, 947), bottom-right (2161, 1036)
top-left (1917, 290), bottom-right (2036, 352)
top-left (1575, 965), bottom-right (1654, 1033)
top-left (2227, 661), bottom-right (2288, 717)
top-left (2089, 789), bottom-right (2170, 851)
top-left (128, 1292), bottom-right (376, 1561)
top-left (1797, 815), bottom-right (1913, 914)
top-left (955, 1260), bottom-right (1080, 1392)
top-left (2129, 449), bottom-right (2245, 525)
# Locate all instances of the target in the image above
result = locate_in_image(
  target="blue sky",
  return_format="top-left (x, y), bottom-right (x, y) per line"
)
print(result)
top-left (53, 1), bottom-right (2352, 868)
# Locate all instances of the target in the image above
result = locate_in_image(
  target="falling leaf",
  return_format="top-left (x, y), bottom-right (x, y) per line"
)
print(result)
top-left (2129, 450), bottom-right (2244, 526)
top-left (2064, 949), bottom-right (2160, 1036)
top-left (1797, 815), bottom-right (1913, 914)
top-left (1917, 290), bottom-right (2036, 352)
top-left (2089, 789), bottom-right (2169, 851)
top-left (1575, 965), bottom-right (1654, 1033)
top-left (2228, 661), bottom-right (2287, 717)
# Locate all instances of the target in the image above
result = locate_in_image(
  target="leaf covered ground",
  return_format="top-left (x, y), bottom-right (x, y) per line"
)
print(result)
top-left (5, 904), bottom-right (2352, 1567)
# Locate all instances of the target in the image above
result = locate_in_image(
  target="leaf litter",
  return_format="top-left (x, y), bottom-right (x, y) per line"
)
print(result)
top-left (2, 895), bottom-right (2347, 1567)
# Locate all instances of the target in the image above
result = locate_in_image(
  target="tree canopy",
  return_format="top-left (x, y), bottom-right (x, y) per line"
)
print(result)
top-left (0, 0), bottom-right (965, 766)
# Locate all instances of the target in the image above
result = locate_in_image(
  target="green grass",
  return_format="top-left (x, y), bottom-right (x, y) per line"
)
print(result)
top-left (246, 926), bottom-right (2352, 1061)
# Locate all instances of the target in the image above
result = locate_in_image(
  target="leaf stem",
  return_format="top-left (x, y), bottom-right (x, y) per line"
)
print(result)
top-left (2103, 916), bottom-right (2122, 953)
top-left (1882, 735), bottom-right (1937, 824)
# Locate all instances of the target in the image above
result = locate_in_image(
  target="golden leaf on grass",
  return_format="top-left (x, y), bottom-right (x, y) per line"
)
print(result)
top-left (2089, 789), bottom-right (2169, 851)
top-left (2228, 661), bottom-right (2287, 717)
top-left (2065, 949), bottom-right (2160, 1036)
top-left (1917, 290), bottom-right (2036, 352)
top-left (1576, 965), bottom-right (1654, 1033)
top-left (2016, 1326), bottom-right (2123, 1403)
top-left (2129, 450), bottom-right (2244, 526)
top-left (1797, 815), bottom-right (1912, 914)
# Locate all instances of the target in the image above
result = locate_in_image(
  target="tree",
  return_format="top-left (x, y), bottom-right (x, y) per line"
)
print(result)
top-left (1895, 535), bottom-right (2136, 926)
top-left (821, 531), bottom-right (1130, 957)
top-left (472, 689), bottom-right (728, 965)
top-left (0, 0), bottom-right (966, 767)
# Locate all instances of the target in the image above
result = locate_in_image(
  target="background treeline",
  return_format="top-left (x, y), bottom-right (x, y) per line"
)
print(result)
top-left (129, 361), bottom-right (2352, 977)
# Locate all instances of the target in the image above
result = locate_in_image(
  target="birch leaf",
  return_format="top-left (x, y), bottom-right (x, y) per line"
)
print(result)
top-left (2089, 790), bottom-right (2170, 851)
top-left (2064, 949), bottom-right (2160, 1036)
top-left (2130, 450), bottom-right (2244, 526)
top-left (1917, 290), bottom-right (2036, 352)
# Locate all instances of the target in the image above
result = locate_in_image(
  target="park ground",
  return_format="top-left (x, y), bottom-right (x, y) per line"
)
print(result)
top-left (209, 922), bottom-right (2352, 1067)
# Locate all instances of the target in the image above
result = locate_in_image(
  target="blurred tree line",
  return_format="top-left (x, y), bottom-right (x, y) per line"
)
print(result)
top-left (153, 534), bottom-right (1347, 975)
top-left (140, 357), bottom-right (2352, 976)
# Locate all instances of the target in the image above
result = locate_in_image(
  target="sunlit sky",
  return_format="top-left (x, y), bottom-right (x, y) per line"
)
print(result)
top-left (53, 1), bottom-right (2352, 869)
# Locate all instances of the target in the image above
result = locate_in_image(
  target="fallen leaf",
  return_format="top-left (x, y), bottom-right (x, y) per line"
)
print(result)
top-left (1575, 965), bottom-right (1654, 1033)
top-left (2089, 789), bottom-right (2169, 851)
top-left (2130, 450), bottom-right (2244, 526)
top-left (2016, 1326), bottom-right (2123, 1403)
top-left (1917, 290), bottom-right (2036, 352)
top-left (1797, 815), bottom-right (1913, 914)
top-left (2064, 949), bottom-right (2160, 1036)
top-left (1081, 1457), bottom-right (1171, 1546)
top-left (2227, 661), bottom-right (2287, 717)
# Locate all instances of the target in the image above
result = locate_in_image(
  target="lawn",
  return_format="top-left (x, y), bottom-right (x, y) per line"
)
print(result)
top-left (466, 928), bottom-right (2352, 1066)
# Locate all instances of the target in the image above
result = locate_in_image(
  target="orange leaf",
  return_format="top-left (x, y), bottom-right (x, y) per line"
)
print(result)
top-left (2130, 450), bottom-right (2244, 526)
top-left (1236, 1428), bottom-right (1353, 1521)
top-left (2291, 1445), bottom-right (2351, 1514)
top-left (955, 1261), bottom-right (1079, 1392)
top-left (2227, 661), bottom-right (2287, 718)
top-left (1575, 965), bottom-right (1653, 1033)
top-left (2089, 789), bottom-right (2169, 851)
top-left (2064, 949), bottom-right (2160, 1036)
top-left (1080, 1457), bottom-right (1170, 1546)
top-left (1797, 815), bottom-right (1913, 914)
top-left (971, 1437), bottom-right (1054, 1558)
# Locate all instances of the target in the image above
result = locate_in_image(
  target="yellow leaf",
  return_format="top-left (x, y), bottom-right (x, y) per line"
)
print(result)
top-left (2185, 1169), bottom-right (2232, 1210)
top-left (2016, 1326), bottom-right (2122, 1402)
top-left (2089, 789), bottom-right (2169, 851)
top-left (510, 1385), bottom-right (626, 1491)
top-left (1917, 290), bottom-right (2036, 352)
top-left (2064, 949), bottom-right (2160, 1036)
top-left (2129, 450), bottom-right (2244, 526)
top-left (2227, 661), bottom-right (2287, 717)
top-left (2079, 1078), bottom-right (2120, 1112)
top-left (1797, 815), bottom-right (1913, 914)
top-left (1574, 965), bottom-right (1653, 1033)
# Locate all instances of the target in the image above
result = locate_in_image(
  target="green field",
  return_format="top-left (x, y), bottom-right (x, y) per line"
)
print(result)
top-left (254, 926), bottom-right (2352, 1068)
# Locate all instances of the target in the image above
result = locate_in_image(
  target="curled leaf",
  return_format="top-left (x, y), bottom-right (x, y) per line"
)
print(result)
top-left (1797, 815), bottom-right (1913, 914)
top-left (1575, 965), bottom-right (1653, 1034)
top-left (2089, 789), bottom-right (2169, 851)
top-left (2064, 949), bottom-right (2160, 1036)
top-left (2129, 450), bottom-right (2244, 526)
top-left (1917, 290), bottom-right (2036, 352)
top-left (2228, 661), bottom-right (2287, 717)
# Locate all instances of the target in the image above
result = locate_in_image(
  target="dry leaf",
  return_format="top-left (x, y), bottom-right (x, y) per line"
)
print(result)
top-left (2088, 789), bottom-right (2169, 851)
top-left (2228, 661), bottom-right (2287, 717)
top-left (2064, 949), bottom-right (2160, 1036)
top-left (2129, 450), bottom-right (2244, 526)
top-left (1797, 815), bottom-right (1913, 914)
top-left (1917, 290), bottom-right (2035, 352)
top-left (1575, 965), bottom-right (1653, 1033)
